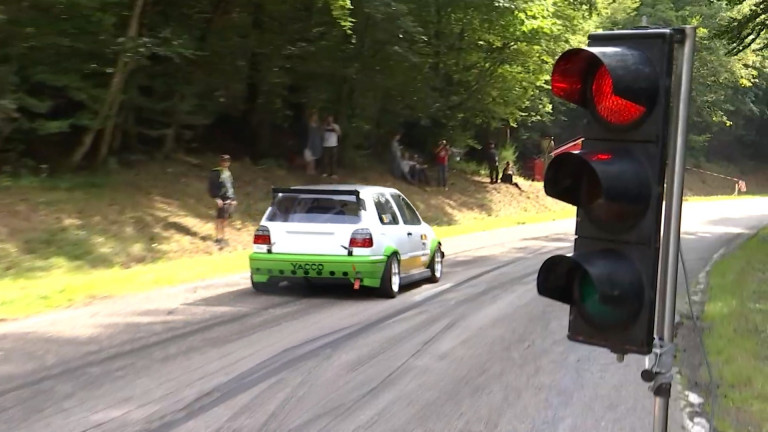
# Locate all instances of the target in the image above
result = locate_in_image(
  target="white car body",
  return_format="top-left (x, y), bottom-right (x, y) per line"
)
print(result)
top-left (249, 184), bottom-right (443, 295)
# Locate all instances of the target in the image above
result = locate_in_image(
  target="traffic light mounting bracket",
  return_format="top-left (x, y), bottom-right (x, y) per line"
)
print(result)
top-left (642, 338), bottom-right (675, 398)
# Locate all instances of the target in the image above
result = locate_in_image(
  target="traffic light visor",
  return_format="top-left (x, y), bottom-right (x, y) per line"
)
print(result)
top-left (551, 47), bottom-right (659, 128)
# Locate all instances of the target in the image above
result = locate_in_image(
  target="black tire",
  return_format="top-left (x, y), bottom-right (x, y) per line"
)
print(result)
top-left (428, 245), bottom-right (444, 283)
top-left (251, 277), bottom-right (270, 293)
top-left (379, 254), bottom-right (401, 299)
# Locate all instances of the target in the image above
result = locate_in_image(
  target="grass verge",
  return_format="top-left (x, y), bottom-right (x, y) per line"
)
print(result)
top-left (432, 208), bottom-right (574, 238)
top-left (1, 157), bottom-right (763, 322)
top-left (684, 194), bottom-right (768, 202)
top-left (701, 226), bottom-right (768, 431)
top-left (0, 251), bottom-right (246, 320)
top-left (0, 158), bottom-right (574, 321)
top-left (0, 210), bottom-right (572, 321)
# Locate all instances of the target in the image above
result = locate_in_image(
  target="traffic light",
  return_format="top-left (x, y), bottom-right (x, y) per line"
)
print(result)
top-left (537, 28), bottom-right (677, 356)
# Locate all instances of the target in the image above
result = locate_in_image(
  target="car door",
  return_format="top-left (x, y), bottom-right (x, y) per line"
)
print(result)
top-left (389, 192), bottom-right (428, 273)
top-left (370, 193), bottom-right (413, 271)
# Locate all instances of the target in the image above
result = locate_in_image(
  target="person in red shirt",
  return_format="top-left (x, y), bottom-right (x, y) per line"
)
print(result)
top-left (434, 140), bottom-right (450, 190)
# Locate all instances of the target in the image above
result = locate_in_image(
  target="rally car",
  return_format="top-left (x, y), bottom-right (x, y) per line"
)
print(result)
top-left (249, 185), bottom-right (444, 298)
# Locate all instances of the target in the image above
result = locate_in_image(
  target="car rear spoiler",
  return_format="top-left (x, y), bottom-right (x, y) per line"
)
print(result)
top-left (271, 187), bottom-right (366, 210)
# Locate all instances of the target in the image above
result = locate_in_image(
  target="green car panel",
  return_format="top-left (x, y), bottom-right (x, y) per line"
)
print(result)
top-left (250, 252), bottom-right (390, 288)
top-left (430, 238), bottom-right (440, 256)
top-left (249, 243), bottom-right (438, 289)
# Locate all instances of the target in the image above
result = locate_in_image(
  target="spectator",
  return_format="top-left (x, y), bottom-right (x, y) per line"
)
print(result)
top-left (400, 150), bottom-right (417, 184)
top-left (321, 115), bottom-right (341, 178)
top-left (501, 161), bottom-right (523, 190)
top-left (486, 141), bottom-right (499, 184)
top-left (304, 110), bottom-right (323, 175)
top-left (434, 139), bottom-right (450, 190)
top-left (390, 132), bottom-right (403, 178)
top-left (409, 154), bottom-right (431, 186)
top-left (208, 155), bottom-right (237, 246)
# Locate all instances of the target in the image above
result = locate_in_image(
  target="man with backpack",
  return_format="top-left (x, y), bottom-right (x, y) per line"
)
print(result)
top-left (208, 154), bottom-right (237, 246)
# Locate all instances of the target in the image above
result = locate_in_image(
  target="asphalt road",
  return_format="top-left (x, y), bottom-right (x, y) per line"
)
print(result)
top-left (1, 198), bottom-right (766, 432)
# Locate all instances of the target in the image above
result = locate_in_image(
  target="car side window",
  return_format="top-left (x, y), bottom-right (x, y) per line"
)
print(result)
top-left (372, 193), bottom-right (400, 225)
top-left (390, 193), bottom-right (422, 226)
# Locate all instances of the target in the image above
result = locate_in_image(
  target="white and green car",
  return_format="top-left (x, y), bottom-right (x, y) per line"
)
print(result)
top-left (249, 185), bottom-right (444, 298)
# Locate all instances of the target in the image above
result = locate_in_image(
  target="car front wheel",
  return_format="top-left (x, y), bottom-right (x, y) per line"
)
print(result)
top-left (379, 254), bottom-right (401, 298)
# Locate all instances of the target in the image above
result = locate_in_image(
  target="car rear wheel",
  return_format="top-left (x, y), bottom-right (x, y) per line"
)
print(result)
top-left (251, 277), bottom-right (270, 293)
top-left (429, 245), bottom-right (444, 283)
top-left (379, 254), bottom-right (401, 298)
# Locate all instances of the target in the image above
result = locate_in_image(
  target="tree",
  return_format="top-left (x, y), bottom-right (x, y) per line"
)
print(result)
top-left (3, 0), bottom-right (766, 173)
top-left (517, 0), bottom-right (768, 165)
top-left (716, 0), bottom-right (768, 55)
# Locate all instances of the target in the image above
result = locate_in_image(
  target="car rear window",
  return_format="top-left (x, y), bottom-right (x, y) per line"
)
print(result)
top-left (265, 194), bottom-right (362, 224)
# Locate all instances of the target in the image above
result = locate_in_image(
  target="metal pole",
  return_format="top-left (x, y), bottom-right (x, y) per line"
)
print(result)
top-left (653, 24), bottom-right (689, 369)
top-left (652, 25), bottom-right (697, 432)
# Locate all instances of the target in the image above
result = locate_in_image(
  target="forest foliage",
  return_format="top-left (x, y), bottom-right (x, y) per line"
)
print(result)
top-left (0, 0), bottom-right (766, 174)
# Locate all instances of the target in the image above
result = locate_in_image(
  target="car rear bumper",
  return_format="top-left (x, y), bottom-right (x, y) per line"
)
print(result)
top-left (249, 252), bottom-right (388, 287)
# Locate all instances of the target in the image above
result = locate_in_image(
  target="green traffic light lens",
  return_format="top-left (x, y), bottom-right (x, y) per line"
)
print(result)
top-left (578, 271), bottom-right (626, 328)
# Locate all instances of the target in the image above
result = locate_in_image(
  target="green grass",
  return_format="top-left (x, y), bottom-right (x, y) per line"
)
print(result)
top-left (684, 194), bottom-right (768, 202)
top-left (433, 208), bottom-right (575, 238)
top-left (1, 193), bottom-right (755, 321)
top-left (0, 172), bottom-right (112, 190)
top-left (0, 251), bottom-right (248, 321)
top-left (702, 226), bottom-right (768, 432)
top-left (0, 208), bottom-right (575, 321)
top-left (1, 155), bottom-right (761, 322)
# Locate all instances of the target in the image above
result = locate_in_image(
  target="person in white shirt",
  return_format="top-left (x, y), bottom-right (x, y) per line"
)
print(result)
top-left (400, 151), bottom-right (417, 184)
top-left (321, 115), bottom-right (341, 178)
top-left (390, 132), bottom-right (403, 178)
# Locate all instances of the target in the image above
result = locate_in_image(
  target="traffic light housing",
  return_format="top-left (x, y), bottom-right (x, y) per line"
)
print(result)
top-left (537, 28), bottom-right (677, 356)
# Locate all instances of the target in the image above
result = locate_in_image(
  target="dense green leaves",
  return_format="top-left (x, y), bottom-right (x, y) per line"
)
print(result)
top-left (716, 0), bottom-right (768, 54)
top-left (520, 0), bottom-right (768, 164)
top-left (0, 0), bottom-right (765, 170)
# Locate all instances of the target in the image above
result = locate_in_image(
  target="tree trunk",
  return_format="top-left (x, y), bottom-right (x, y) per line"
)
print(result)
top-left (69, 0), bottom-right (145, 168)
top-left (95, 94), bottom-right (121, 165)
top-left (161, 119), bottom-right (178, 156)
top-left (198, 0), bottom-right (228, 45)
top-left (96, 116), bottom-right (117, 165)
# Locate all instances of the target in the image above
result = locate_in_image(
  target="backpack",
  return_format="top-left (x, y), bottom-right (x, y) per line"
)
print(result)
top-left (208, 168), bottom-right (223, 199)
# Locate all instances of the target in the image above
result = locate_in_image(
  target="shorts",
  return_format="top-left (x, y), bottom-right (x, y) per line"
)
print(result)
top-left (216, 200), bottom-right (235, 219)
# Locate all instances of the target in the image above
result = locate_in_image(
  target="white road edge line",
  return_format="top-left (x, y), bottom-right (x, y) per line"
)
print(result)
top-left (412, 283), bottom-right (454, 302)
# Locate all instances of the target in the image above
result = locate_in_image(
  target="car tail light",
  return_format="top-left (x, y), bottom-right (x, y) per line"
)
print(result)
top-left (349, 228), bottom-right (373, 248)
top-left (253, 225), bottom-right (271, 245)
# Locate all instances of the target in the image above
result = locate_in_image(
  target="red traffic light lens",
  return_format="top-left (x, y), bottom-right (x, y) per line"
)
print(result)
top-left (591, 65), bottom-right (646, 125)
top-left (550, 47), bottom-right (658, 129)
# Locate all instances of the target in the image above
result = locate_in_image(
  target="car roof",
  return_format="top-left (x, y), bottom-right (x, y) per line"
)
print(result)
top-left (280, 184), bottom-right (401, 195)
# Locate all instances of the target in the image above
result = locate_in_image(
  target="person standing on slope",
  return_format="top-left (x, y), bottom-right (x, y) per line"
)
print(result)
top-left (434, 139), bottom-right (450, 190)
top-left (208, 154), bottom-right (237, 246)
top-left (304, 110), bottom-right (323, 175)
top-left (321, 115), bottom-right (341, 179)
